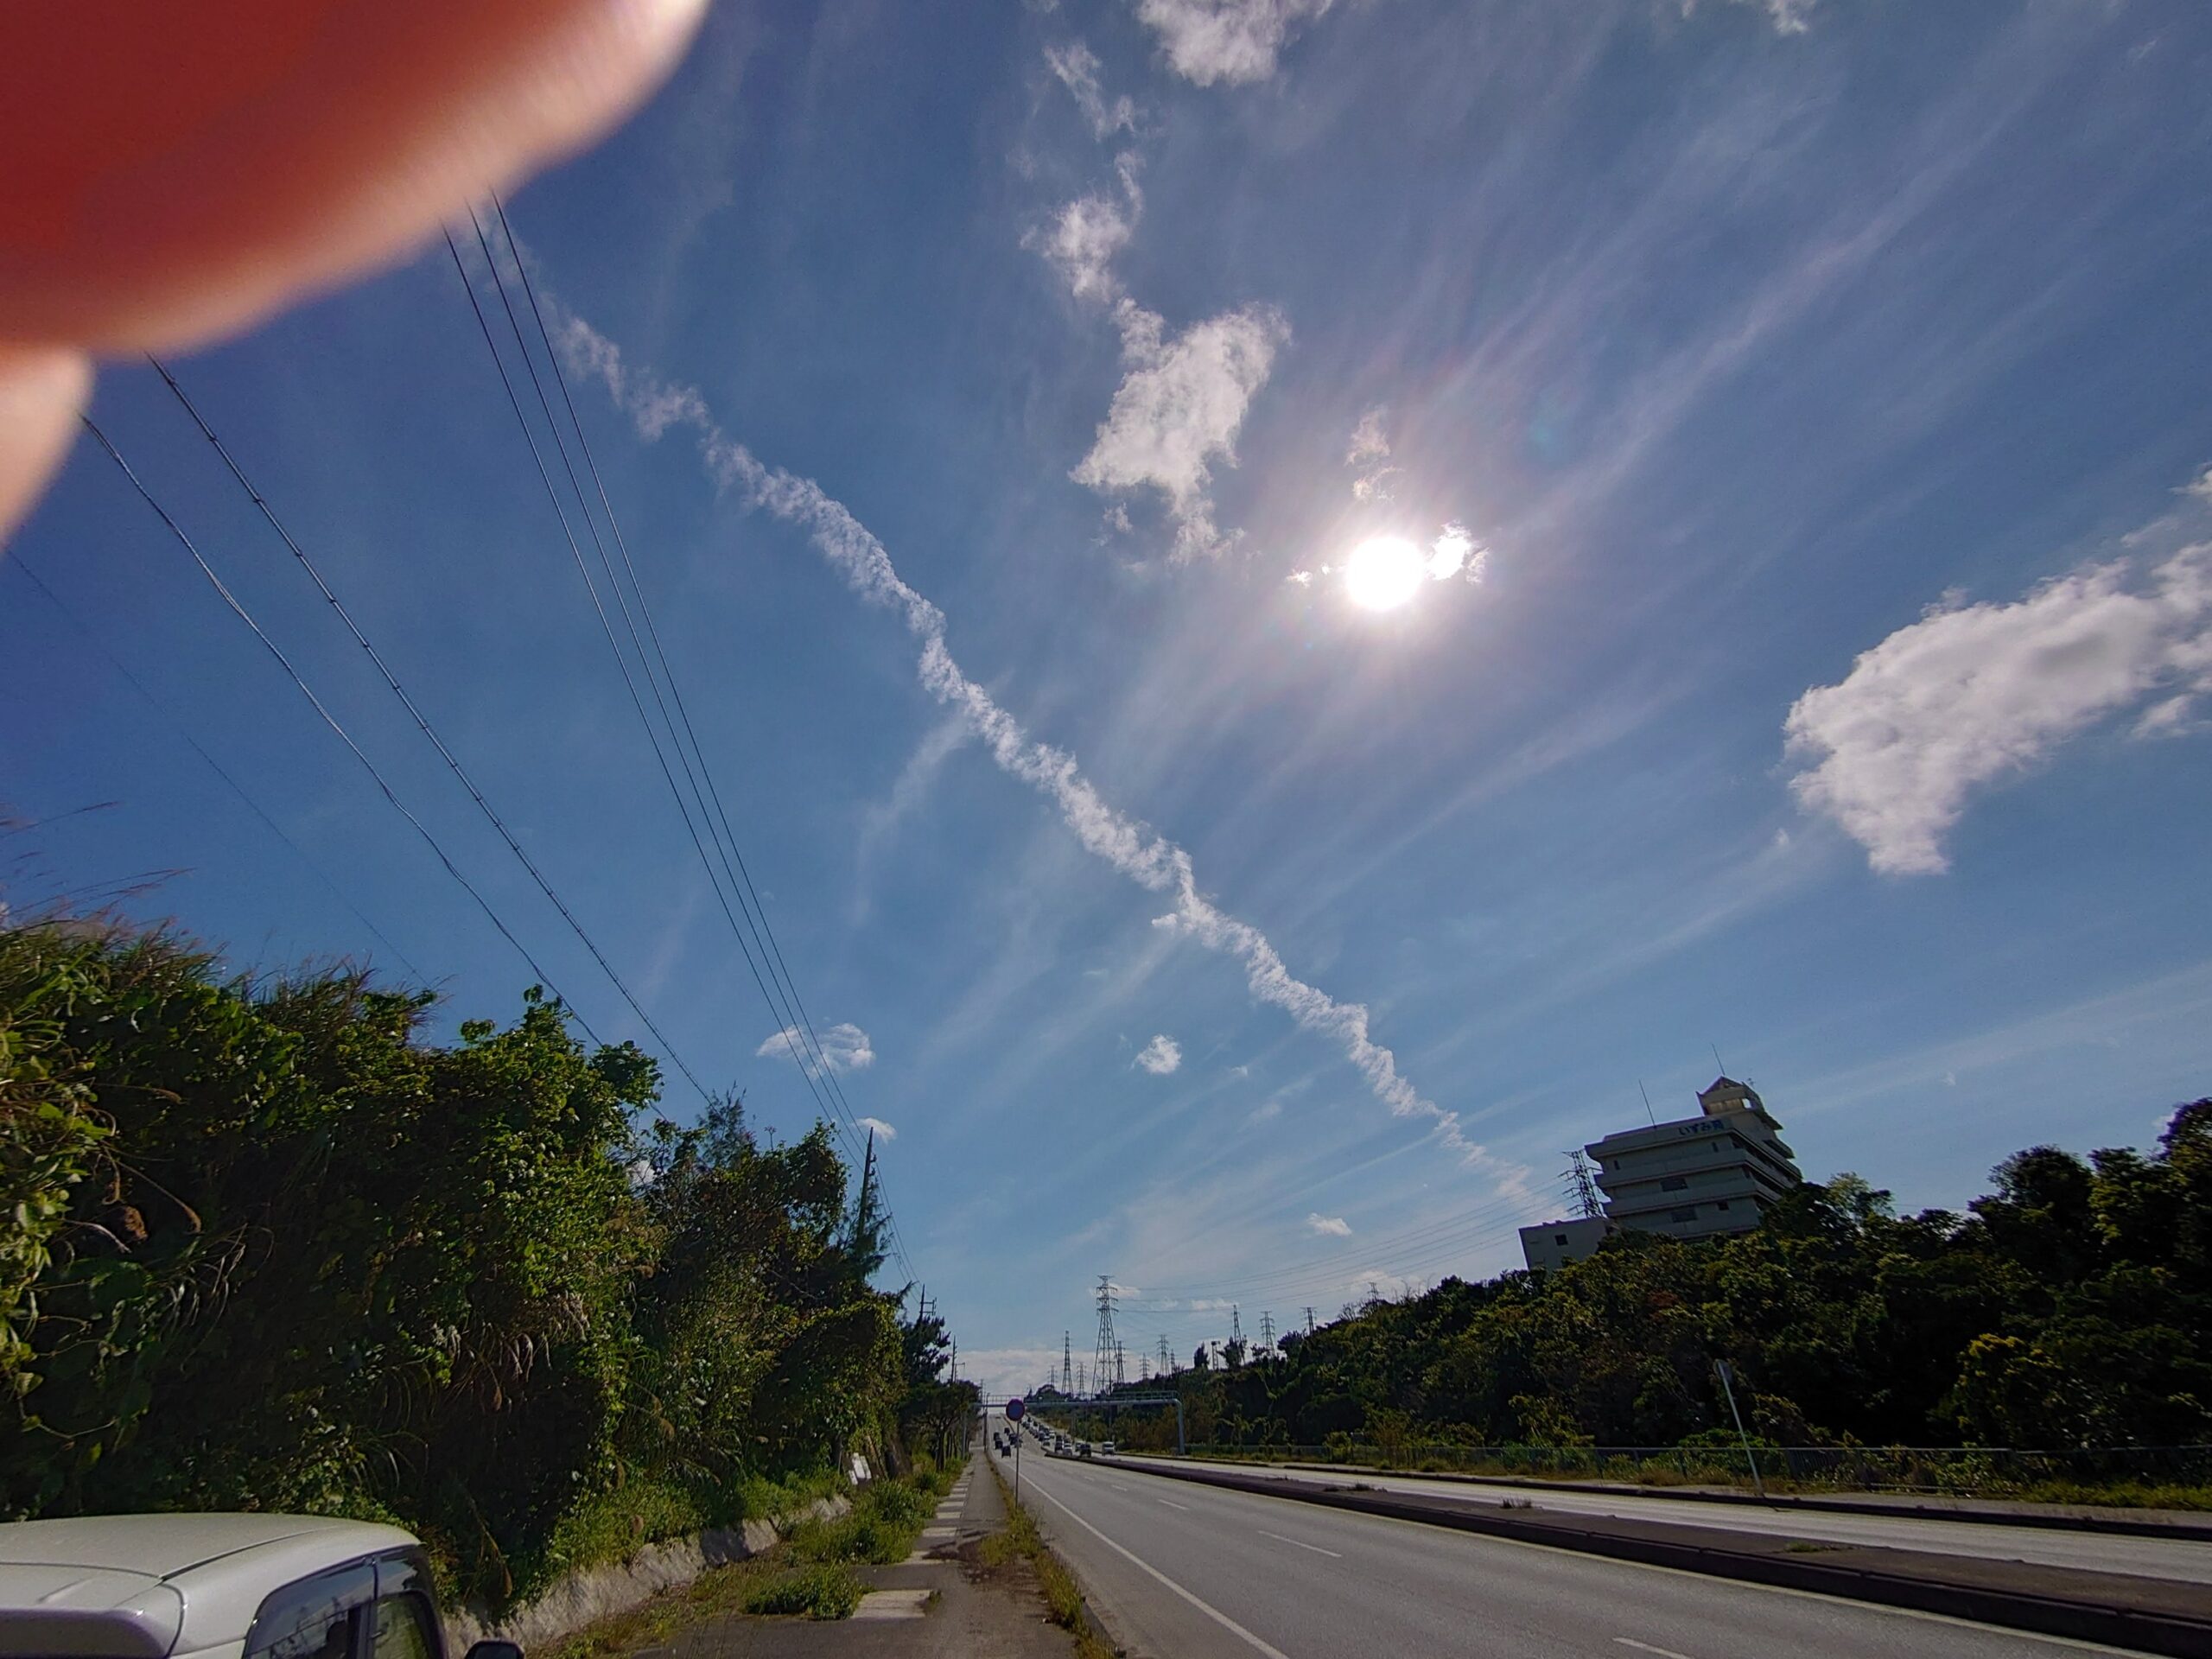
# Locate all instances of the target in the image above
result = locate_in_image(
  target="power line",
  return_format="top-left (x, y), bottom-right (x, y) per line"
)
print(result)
top-left (485, 197), bottom-right (908, 1227)
top-left (143, 359), bottom-right (709, 1106)
top-left (76, 413), bottom-right (595, 1043)
top-left (445, 209), bottom-right (918, 1281)
top-left (4, 553), bottom-right (428, 982)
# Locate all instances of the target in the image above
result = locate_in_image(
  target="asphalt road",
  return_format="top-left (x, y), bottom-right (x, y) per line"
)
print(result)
top-left (990, 1440), bottom-right (2160, 1659)
top-left (1113, 1452), bottom-right (2212, 1585)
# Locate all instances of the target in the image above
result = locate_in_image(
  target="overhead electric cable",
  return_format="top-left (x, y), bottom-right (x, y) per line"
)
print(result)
top-left (447, 213), bottom-right (918, 1278)
top-left (6, 553), bottom-right (428, 982)
top-left (77, 413), bottom-right (595, 1041)
top-left (143, 359), bottom-right (707, 1106)
top-left (478, 198), bottom-right (921, 1281)
top-left (487, 196), bottom-right (896, 1176)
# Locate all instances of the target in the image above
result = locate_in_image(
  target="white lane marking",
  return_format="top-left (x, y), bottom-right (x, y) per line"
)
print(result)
top-left (1258, 1531), bottom-right (1342, 1559)
top-left (1614, 1642), bottom-right (1694, 1659)
top-left (1109, 1482), bottom-right (1133, 1491)
top-left (1158, 1497), bottom-right (1192, 1510)
top-left (1026, 1478), bottom-right (1293, 1659)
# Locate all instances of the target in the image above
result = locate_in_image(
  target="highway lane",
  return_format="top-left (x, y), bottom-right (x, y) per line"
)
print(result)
top-left (1115, 1452), bottom-right (2212, 1585)
top-left (991, 1440), bottom-right (2156, 1659)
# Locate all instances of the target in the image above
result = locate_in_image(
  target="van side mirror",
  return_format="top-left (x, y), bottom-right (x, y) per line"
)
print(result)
top-left (464, 1642), bottom-right (524, 1659)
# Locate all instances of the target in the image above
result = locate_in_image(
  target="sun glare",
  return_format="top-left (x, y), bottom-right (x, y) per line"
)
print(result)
top-left (1344, 536), bottom-right (1426, 611)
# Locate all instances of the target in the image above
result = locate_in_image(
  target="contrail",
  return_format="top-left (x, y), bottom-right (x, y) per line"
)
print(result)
top-left (555, 313), bottom-right (1517, 1184)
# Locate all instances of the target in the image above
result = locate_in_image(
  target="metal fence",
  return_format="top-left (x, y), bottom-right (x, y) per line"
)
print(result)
top-left (1179, 1440), bottom-right (2212, 1497)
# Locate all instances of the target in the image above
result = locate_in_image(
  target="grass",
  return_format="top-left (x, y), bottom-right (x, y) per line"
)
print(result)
top-left (987, 1462), bottom-right (1117, 1659)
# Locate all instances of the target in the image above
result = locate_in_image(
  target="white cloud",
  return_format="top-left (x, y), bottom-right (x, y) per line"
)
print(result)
top-left (1075, 300), bottom-right (1289, 561)
top-left (1288, 524), bottom-right (1486, 595)
top-left (1227, 1063), bottom-right (1250, 1078)
top-left (1350, 1267), bottom-right (1418, 1301)
top-left (1247, 1098), bottom-right (1282, 1123)
top-left (857, 1116), bottom-right (898, 1141)
top-left (756, 1020), bottom-right (877, 1073)
top-left (1136, 0), bottom-right (1334, 86)
top-left (1306, 1212), bottom-right (1352, 1236)
top-left (1026, 192), bottom-right (1135, 305)
top-left (1135, 1033), bottom-right (1184, 1074)
top-left (1784, 524), bottom-right (2212, 876)
top-left (555, 313), bottom-right (1522, 1188)
top-left (1046, 41), bottom-right (1136, 138)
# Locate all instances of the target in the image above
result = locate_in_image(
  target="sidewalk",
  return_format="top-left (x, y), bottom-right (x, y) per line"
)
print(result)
top-left (639, 1459), bottom-right (1075, 1658)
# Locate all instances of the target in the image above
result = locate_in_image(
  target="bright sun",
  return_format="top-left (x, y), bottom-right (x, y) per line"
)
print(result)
top-left (1344, 536), bottom-right (1426, 611)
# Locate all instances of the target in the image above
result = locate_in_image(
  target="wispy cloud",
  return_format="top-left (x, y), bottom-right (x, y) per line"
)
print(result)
top-left (1135, 1033), bottom-right (1184, 1074)
top-left (756, 1020), bottom-right (876, 1073)
top-left (1306, 1212), bottom-right (1352, 1236)
top-left (1046, 41), bottom-right (1136, 139)
top-left (558, 314), bottom-right (1517, 1186)
top-left (857, 1115), bottom-right (898, 1141)
top-left (1346, 405), bottom-right (1399, 502)
top-left (1026, 189), bottom-right (1135, 305)
top-left (1136, 0), bottom-right (1335, 86)
top-left (1785, 484), bottom-right (2212, 875)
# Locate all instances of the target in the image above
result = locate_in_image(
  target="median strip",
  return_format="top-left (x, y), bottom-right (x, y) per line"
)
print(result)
top-left (1100, 1458), bottom-right (2212, 1658)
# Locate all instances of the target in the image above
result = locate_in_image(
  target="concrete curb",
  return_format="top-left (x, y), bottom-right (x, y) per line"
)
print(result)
top-left (440, 1494), bottom-right (849, 1655)
top-left (1103, 1459), bottom-right (2212, 1659)
top-left (1169, 1456), bottom-right (2212, 1542)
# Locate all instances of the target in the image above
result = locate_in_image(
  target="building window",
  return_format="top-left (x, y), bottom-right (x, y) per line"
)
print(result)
top-left (1714, 1199), bottom-right (1730, 1211)
top-left (1554, 1234), bottom-right (1568, 1245)
top-left (1669, 1207), bottom-right (1697, 1223)
top-left (1660, 1175), bottom-right (1688, 1192)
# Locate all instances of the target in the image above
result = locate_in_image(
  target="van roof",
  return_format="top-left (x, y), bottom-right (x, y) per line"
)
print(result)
top-left (0, 1516), bottom-right (419, 1658)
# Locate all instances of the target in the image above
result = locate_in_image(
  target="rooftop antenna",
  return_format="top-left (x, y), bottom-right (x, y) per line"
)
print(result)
top-left (1637, 1079), bottom-right (1657, 1127)
top-left (1712, 1042), bottom-right (1727, 1077)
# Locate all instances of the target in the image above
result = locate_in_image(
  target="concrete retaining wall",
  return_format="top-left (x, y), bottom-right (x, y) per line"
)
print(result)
top-left (442, 1495), bottom-right (849, 1656)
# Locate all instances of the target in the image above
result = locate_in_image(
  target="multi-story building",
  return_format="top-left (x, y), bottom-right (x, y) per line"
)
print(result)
top-left (1516, 1076), bottom-right (1804, 1272)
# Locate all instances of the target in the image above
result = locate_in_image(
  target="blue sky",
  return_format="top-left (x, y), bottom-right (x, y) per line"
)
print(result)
top-left (6, 0), bottom-right (2212, 1396)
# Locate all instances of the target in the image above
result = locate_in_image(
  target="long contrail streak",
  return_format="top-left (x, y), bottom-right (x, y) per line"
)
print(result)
top-left (555, 313), bottom-right (1516, 1183)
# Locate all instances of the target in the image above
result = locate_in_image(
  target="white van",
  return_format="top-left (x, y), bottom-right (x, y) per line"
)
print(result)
top-left (0, 1515), bottom-right (520, 1659)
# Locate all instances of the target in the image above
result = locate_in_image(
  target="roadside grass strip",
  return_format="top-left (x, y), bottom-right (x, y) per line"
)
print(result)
top-left (986, 1462), bottom-right (1117, 1659)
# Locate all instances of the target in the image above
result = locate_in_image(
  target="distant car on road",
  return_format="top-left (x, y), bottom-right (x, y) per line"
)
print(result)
top-left (0, 1514), bottom-right (522, 1659)
top-left (1100, 1441), bottom-right (1116, 1455)
top-left (1077, 1442), bottom-right (1094, 1459)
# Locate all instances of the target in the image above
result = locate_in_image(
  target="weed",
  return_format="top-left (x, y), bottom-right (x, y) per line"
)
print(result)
top-left (740, 1562), bottom-right (865, 1618)
top-left (988, 1464), bottom-right (1117, 1659)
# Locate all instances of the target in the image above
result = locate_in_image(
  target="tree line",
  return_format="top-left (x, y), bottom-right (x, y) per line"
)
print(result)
top-left (1071, 1103), bottom-right (2212, 1472)
top-left (0, 918), bottom-right (973, 1607)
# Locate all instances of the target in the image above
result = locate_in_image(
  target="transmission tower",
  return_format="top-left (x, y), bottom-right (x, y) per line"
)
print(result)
top-left (1093, 1275), bottom-right (1119, 1398)
top-left (1158, 1334), bottom-right (1173, 1376)
top-left (1259, 1311), bottom-right (1275, 1357)
top-left (1230, 1306), bottom-right (1243, 1349)
top-left (1564, 1148), bottom-right (1604, 1220)
top-left (1060, 1332), bottom-right (1072, 1395)
top-left (1304, 1306), bottom-right (1316, 1334)
top-left (1115, 1340), bottom-right (1127, 1388)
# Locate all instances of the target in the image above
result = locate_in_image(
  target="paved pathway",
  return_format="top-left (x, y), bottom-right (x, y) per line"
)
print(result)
top-left (646, 1452), bottom-right (1071, 1657)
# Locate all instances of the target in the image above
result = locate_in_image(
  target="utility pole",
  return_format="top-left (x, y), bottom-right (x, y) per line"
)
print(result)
top-left (1713, 1359), bottom-right (1770, 1503)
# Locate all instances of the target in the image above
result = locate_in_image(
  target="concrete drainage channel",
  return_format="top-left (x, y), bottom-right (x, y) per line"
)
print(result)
top-left (1097, 1459), bottom-right (2212, 1658)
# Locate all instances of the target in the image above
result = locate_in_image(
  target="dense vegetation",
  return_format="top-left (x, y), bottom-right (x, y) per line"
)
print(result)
top-left (1062, 1103), bottom-right (2212, 1485)
top-left (0, 918), bottom-right (972, 1607)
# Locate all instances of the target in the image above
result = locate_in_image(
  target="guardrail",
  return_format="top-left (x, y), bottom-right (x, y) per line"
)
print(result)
top-left (1171, 1441), bottom-right (2212, 1500)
